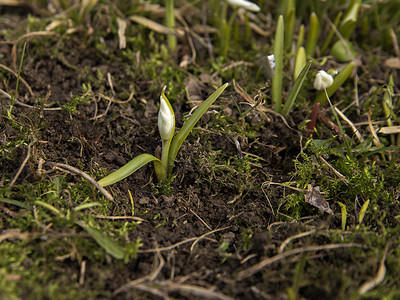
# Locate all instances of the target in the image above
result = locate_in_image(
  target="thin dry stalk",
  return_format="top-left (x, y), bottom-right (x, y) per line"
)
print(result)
top-left (334, 106), bottom-right (364, 142)
top-left (358, 242), bottom-right (390, 295)
top-left (237, 243), bottom-right (364, 280)
top-left (190, 226), bottom-right (230, 251)
top-left (114, 250), bottom-right (165, 295)
top-left (10, 138), bottom-right (37, 187)
top-left (318, 155), bottom-right (349, 184)
top-left (278, 230), bottom-right (316, 253)
top-left (47, 162), bottom-right (114, 202)
top-left (188, 208), bottom-right (212, 231)
top-left (160, 281), bottom-right (234, 300)
top-left (94, 215), bottom-right (144, 222)
top-left (79, 260), bottom-right (86, 286)
top-left (367, 107), bottom-right (382, 148)
top-left (0, 63), bottom-right (34, 96)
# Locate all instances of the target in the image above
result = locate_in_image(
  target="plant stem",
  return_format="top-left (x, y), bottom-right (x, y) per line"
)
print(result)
top-left (161, 138), bottom-right (171, 173)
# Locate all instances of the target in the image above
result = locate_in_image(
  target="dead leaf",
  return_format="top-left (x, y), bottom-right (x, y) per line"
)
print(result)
top-left (384, 57), bottom-right (400, 69)
top-left (304, 184), bottom-right (333, 215)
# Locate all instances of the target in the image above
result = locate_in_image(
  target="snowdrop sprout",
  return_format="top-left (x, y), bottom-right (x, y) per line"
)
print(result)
top-left (226, 0), bottom-right (260, 12)
top-left (158, 89), bottom-right (175, 141)
top-left (314, 70), bottom-right (334, 90)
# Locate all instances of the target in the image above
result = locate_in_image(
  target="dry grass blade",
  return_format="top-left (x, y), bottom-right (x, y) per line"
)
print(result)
top-left (129, 15), bottom-right (181, 36)
top-left (161, 281), bottom-right (234, 300)
top-left (114, 251), bottom-right (165, 295)
top-left (278, 230), bottom-right (316, 253)
top-left (0, 0), bottom-right (26, 5)
top-left (318, 155), bottom-right (349, 184)
top-left (0, 63), bottom-right (34, 96)
top-left (94, 215), bottom-right (144, 222)
top-left (10, 138), bottom-right (37, 187)
top-left (47, 162), bottom-right (114, 202)
top-left (116, 17), bottom-right (127, 49)
top-left (334, 106), bottom-right (363, 142)
top-left (0, 229), bottom-right (33, 243)
top-left (379, 126), bottom-right (400, 135)
top-left (137, 227), bottom-right (229, 254)
top-left (358, 242), bottom-right (390, 295)
top-left (368, 106), bottom-right (382, 148)
top-left (237, 243), bottom-right (364, 280)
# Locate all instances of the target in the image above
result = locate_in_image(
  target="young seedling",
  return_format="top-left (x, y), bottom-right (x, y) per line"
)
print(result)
top-left (98, 83), bottom-right (228, 187)
top-left (281, 60), bottom-right (312, 117)
top-left (219, 0), bottom-right (260, 58)
top-left (269, 16), bottom-right (311, 117)
top-left (165, 0), bottom-right (176, 51)
top-left (305, 12), bottom-right (320, 58)
top-left (272, 15), bottom-right (284, 113)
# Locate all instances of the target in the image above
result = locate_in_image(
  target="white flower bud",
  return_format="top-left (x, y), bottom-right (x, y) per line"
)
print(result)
top-left (314, 70), bottom-right (334, 90)
top-left (158, 89), bottom-right (175, 141)
top-left (226, 0), bottom-right (260, 12)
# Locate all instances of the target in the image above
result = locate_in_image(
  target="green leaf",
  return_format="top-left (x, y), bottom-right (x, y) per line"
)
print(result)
top-left (294, 46), bottom-right (306, 80)
top-left (331, 39), bottom-right (356, 62)
top-left (74, 202), bottom-right (102, 211)
top-left (35, 200), bottom-right (61, 215)
top-left (337, 202), bottom-right (347, 231)
top-left (77, 221), bottom-right (125, 259)
top-left (282, 60), bottom-right (311, 117)
top-left (168, 83), bottom-right (228, 170)
top-left (0, 197), bottom-right (32, 210)
top-left (305, 12), bottom-right (320, 58)
top-left (339, 0), bottom-right (361, 39)
top-left (272, 15), bottom-right (284, 113)
top-left (98, 153), bottom-right (165, 186)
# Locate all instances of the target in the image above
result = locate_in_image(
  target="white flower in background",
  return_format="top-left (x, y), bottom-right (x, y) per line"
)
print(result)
top-left (158, 90), bottom-right (175, 141)
top-left (226, 0), bottom-right (260, 12)
top-left (314, 70), bottom-right (334, 90)
top-left (268, 54), bottom-right (275, 70)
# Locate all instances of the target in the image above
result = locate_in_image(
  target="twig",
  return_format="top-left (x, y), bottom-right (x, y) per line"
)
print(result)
top-left (10, 137), bottom-right (37, 187)
top-left (236, 243), bottom-right (365, 280)
top-left (47, 162), bottom-right (114, 202)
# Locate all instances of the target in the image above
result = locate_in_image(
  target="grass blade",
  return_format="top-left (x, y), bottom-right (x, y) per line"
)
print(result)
top-left (98, 153), bottom-right (165, 186)
top-left (77, 221), bottom-right (125, 259)
top-left (305, 12), bottom-right (319, 58)
top-left (282, 60), bottom-right (311, 117)
top-left (168, 83), bottom-right (228, 170)
top-left (272, 15), bottom-right (284, 113)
